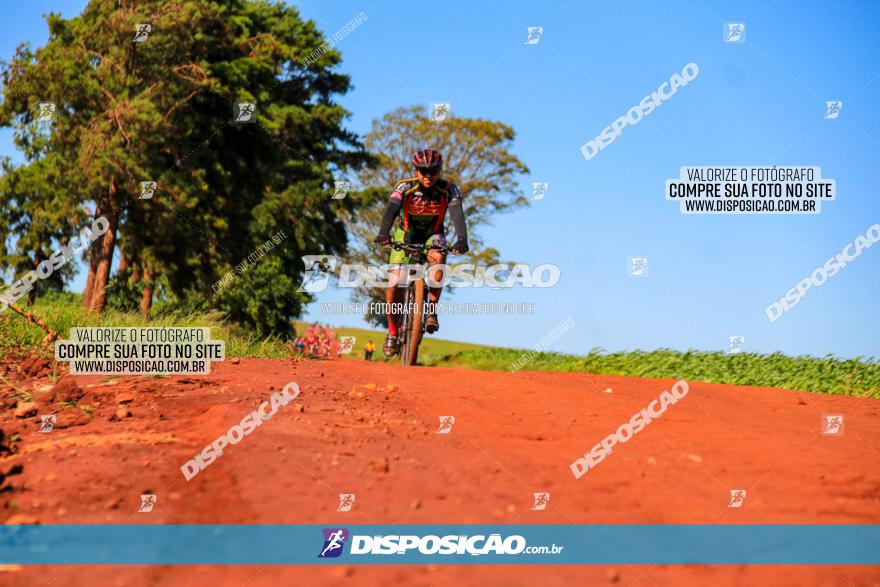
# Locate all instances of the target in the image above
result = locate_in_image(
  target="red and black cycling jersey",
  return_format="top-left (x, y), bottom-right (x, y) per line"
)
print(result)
top-left (378, 177), bottom-right (467, 240)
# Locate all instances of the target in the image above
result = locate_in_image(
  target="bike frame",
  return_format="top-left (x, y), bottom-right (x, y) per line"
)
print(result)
top-left (388, 242), bottom-right (452, 366)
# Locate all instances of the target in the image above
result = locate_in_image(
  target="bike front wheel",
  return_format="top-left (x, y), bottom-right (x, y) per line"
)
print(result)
top-left (401, 279), bottom-right (425, 366)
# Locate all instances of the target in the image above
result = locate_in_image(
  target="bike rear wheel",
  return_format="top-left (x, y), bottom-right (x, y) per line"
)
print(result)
top-left (401, 279), bottom-right (425, 366)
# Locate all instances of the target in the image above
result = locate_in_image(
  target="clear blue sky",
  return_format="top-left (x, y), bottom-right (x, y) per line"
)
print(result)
top-left (2, 1), bottom-right (878, 359)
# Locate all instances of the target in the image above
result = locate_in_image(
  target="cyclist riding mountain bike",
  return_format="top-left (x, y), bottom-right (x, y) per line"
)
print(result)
top-left (374, 149), bottom-right (469, 356)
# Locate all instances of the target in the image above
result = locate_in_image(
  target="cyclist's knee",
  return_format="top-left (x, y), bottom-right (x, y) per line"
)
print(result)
top-left (387, 267), bottom-right (403, 288)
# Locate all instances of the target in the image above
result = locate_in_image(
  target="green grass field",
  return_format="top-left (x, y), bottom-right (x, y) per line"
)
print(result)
top-left (453, 347), bottom-right (880, 398)
top-left (304, 323), bottom-right (880, 398)
top-left (2, 294), bottom-right (878, 398)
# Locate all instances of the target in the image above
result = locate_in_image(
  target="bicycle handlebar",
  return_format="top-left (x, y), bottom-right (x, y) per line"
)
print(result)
top-left (382, 242), bottom-right (459, 255)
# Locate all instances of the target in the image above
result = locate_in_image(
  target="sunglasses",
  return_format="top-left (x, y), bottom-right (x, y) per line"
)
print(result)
top-left (416, 167), bottom-right (440, 176)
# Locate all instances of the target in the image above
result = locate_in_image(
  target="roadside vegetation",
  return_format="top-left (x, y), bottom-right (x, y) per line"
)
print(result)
top-left (0, 293), bottom-right (290, 359)
top-left (3, 296), bottom-right (877, 398)
top-left (453, 347), bottom-right (880, 398)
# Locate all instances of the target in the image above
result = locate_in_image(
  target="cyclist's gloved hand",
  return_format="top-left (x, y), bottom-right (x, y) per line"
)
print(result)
top-left (375, 233), bottom-right (391, 245)
top-left (452, 239), bottom-right (469, 254)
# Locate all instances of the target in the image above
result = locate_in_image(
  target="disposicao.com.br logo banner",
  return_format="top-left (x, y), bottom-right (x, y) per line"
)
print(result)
top-left (0, 524), bottom-right (876, 565)
top-left (317, 527), bottom-right (561, 558)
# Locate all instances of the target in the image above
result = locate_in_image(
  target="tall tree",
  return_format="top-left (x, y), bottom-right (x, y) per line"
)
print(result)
top-left (345, 105), bottom-right (530, 323)
top-left (1, 0), bottom-right (371, 335)
top-left (0, 154), bottom-right (80, 304)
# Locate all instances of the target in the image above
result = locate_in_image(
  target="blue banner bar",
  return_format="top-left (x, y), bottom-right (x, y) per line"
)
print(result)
top-left (0, 525), bottom-right (876, 564)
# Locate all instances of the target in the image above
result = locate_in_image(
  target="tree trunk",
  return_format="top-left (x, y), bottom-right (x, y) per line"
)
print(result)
top-left (82, 261), bottom-right (95, 309)
top-left (84, 179), bottom-right (119, 314)
top-left (82, 231), bottom-right (98, 309)
top-left (139, 265), bottom-right (153, 318)
top-left (118, 254), bottom-right (130, 273)
top-left (27, 250), bottom-right (45, 306)
top-left (88, 213), bottom-right (118, 313)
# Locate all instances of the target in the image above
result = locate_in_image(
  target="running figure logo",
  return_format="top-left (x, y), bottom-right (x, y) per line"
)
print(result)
top-left (133, 24), bottom-right (151, 42)
top-left (531, 182), bottom-right (550, 201)
top-left (318, 528), bottom-right (349, 558)
top-left (437, 416), bottom-right (455, 434)
top-left (728, 489), bottom-right (747, 508)
top-left (723, 23), bottom-right (745, 43)
top-left (140, 181), bottom-right (157, 200)
top-left (297, 255), bottom-right (338, 293)
top-left (431, 102), bottom-right (451, 122)
top-left (825, 101), bottom-right (843, 120)
top-left (531, 492), bottom-right (550, 511)
top-left (333, 180), bottom-right (351, 199)
top-left (337, 336), bottom-right (356, 355)
top-left (138, 494), bottom-right (157, 513)
top-left (337, 493), bottom-right (355, 512)
top-left (822, 415), bottom-right (844, 435)
top-left (233, 102), bottom-right (257, 123)
top-left (728, 335), bottom-right (745, 354)
top-left (628, 256), bottom-right (649, 277)
top-left (524, 27), bottom-right (544, 45)
top-left (36, 102), bottom-right (56, 122)
top-left (38, 415), bottom-right (56, 433)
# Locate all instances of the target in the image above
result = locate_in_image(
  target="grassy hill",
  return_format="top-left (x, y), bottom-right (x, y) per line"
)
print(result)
top-left (297, 322), bottom-right (880, 397)
top-left (1, 294), bottom-right (878, 397)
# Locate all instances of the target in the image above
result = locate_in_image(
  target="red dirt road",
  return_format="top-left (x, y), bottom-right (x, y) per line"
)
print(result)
top-left (2, 358), bottom-right (879, 586)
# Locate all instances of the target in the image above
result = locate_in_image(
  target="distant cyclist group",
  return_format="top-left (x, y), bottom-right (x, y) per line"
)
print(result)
top-left (290, 322), bottom-right (338, 358)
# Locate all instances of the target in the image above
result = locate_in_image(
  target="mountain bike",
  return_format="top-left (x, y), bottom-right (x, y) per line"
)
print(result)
top-left (387, 242), bottom-right (453, 366)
